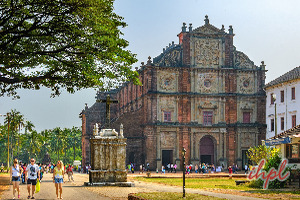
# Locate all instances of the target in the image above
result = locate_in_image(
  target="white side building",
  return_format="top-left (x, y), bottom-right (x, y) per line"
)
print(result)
top-left (265, 66), bottom-right (300, 139)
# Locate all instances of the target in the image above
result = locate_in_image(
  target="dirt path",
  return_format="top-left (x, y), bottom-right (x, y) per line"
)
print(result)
top-left (1, 172), bottom-right (269, 200)
top-left (1, 173), bottom-right (110, 200)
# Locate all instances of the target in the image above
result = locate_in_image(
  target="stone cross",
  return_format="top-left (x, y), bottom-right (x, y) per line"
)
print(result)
top-left (96, 94), bottom-right (118, 129)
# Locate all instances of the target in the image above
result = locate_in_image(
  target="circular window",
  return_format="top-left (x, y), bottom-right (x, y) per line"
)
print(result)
top-left (204, 79), bottom-right (211, 88)
top-left (243, 80), bottom-right (250, 88)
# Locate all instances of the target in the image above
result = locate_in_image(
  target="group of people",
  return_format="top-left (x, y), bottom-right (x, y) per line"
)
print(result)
top-left (9, 158), bottom-right (75, 199)
top-left (160, 163), bottom-right (177, 174)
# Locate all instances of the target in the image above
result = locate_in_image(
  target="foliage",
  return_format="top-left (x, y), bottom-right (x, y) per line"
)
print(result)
top-left (0, 109), bottom-right (82, 166)
top-left (0, 0), bottom-right (140, 98)
top-left (247, 146), bottom-right (291, 189)
top-left (247, 145), bottom-right (280, 165)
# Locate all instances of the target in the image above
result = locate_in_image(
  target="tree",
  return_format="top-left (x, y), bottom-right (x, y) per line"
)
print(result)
top-left (0, 0), bottom-right (140, 98)
top-left (247, 145), bottom-right (279, 165)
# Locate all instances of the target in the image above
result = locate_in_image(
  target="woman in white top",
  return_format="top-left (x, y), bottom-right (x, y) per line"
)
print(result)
top-left (10, 158), bottom-right (23, 199)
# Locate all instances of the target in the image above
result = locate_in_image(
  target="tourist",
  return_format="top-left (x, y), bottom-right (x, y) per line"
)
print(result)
top-left (161, 165), bottom-right (165, 174)
top-left (139, 164), bottom-right (143, 174)
top-left (67, 165), bottom-right (74, 182)
top-left (26, 158), bottom-right (40, 199)
top-left (228, 166), bottom-right (233, 175)
top-left (174, 164), bottom-right (177, 173)
top-left (244, 164), bottom-right (248, 174)
top-left (53, 160), bottom-right (64, 199)
top-left (167, 163), bottom-right (170, 173)
top-left (10, 159), bottom-right (23, 199)
top-left (195, 164), bottom-right (198, 173)
top-left (211, 164), bottom-right (215, 173)
top-left (170, 163), bottom-right (174, 173)
top-left (1, 163), bottom-right (4, 172)
top-left (232, 163), bottom-right (236, 174)
top-left (146, 162), bottom-right (150, 171)
top-left (22, 163), bottom-right (27, 184)
top-left (131, 163), bottom-right (135, 173)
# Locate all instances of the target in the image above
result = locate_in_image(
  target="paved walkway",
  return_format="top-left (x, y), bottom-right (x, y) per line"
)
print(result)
top-left (1, 173), bottom-right (110, 200)
top-left (1, 172), bottom-right (266, 200)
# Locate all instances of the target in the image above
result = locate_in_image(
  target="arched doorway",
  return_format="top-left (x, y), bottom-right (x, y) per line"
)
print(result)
top-left (129, 152), bottom-right (135, 163)
top-left (200, 136), bottom-right (214, 164)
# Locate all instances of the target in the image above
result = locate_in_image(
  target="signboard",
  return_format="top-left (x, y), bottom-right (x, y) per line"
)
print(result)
top-left (265, 137), bottom-right (291, 146)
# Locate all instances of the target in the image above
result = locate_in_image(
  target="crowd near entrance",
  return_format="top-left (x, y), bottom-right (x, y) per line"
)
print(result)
top-left (162, 150), bottom-right (173, 167)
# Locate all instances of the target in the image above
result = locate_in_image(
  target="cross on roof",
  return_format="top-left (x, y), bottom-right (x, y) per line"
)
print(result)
top-left (96, 94), bottom-right (118, 129)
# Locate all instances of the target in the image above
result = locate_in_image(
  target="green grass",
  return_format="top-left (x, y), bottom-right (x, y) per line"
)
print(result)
top-left (134, 192), bottom-right (225, 200)
top-left (134, 177), bottom-right (300, 195)
top-left (135, 177), bottom-right (249, 190)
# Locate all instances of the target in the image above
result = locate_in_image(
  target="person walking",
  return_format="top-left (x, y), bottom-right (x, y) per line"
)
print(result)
top-left (53, 160), bottom-right (64, 199)
top-left (244, 164), bottom-right (248, 174)
top-left (67, 165), bottom-right (74, 182)
top-left (10, 159), bottom-right (23, 199)
top-left (25, 158), bottom-right (40, 199)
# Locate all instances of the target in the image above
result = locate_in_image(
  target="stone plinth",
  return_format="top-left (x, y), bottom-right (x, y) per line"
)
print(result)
top-left (86, 128), bottom-right (133, 186)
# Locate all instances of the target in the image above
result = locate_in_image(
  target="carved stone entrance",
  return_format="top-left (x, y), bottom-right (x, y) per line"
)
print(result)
top-left (162, 150), bottom-right (173, 167)
top-left (200, 136), bottom-right (214, 164)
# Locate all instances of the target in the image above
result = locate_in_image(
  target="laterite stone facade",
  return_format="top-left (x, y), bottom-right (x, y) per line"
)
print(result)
top-left (81, 16), bottom-right (267, 171)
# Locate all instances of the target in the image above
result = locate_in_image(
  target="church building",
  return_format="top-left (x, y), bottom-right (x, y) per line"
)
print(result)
top-left (80, 16), bottom-right (267, 171)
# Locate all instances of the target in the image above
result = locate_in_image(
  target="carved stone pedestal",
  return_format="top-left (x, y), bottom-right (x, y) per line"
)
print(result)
top-left (84, 128), bottom-right (134, 187)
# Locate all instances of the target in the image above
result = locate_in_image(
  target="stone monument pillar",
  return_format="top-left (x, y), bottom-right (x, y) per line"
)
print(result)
top-left (85, 124), bottom-right (133, 186)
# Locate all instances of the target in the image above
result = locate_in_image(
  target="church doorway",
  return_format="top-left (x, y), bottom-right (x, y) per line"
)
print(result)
top-left (129, 152), bottom-right (135, 163)
top-left (242, 150), bottom-right (249, 169)
top-left (162, 150), bottom-right (173, 167)
top-left (200, 136), bottom-right (214, 165)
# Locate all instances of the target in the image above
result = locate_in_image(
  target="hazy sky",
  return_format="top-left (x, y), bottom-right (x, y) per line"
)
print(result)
top-left (1, 0), bottom-right (300, 132)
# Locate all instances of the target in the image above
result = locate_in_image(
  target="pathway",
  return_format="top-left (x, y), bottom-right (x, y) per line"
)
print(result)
top-left (1, 172), bottom-right (267, 200)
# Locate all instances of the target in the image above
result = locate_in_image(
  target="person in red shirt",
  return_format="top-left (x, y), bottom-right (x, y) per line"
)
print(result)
top-left (67, 165), bottom-right (74, 182)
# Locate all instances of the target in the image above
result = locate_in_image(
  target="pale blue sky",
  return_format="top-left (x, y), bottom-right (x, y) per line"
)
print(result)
top-left (1, 0), bottom-right (300, 132)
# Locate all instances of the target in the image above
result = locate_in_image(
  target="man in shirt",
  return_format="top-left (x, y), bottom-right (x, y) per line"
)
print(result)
top-left (25, 158), bottom-right (40, 199)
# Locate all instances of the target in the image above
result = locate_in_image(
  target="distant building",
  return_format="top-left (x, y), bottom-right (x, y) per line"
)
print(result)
top-left (81, 16), bottom-right (267, 171)
top-left (265, 66), bottom-right (300, 139)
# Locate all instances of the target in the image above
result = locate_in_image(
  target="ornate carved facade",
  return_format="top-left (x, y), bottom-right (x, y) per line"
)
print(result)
top-left (81, 16), bottom-right (267, 171)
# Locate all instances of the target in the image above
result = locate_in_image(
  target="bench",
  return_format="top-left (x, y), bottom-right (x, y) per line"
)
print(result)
top-left (235, 180), bottom-right (250, 185)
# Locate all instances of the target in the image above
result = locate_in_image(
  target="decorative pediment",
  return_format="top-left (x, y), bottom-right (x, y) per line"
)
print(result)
top-left (153, 45), bottom-right (182, 67)
top-left (233, 50), bottom-right (255, 68)
top-left (241, 103), bottom-right (253, 111)
top-left (192, 24), bottom-right (224, 35)
top-left (198, 101), bottom-right (217, 109)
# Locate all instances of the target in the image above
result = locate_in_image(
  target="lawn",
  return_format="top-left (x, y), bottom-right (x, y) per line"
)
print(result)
top-left (133, 192), bottom-right (225, 200)
top-left (134, 177), bottom-right (250, 190)
top-left (133, 177), bottom-right (300, 199)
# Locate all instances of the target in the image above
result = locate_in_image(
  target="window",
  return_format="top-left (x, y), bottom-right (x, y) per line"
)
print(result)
top-left (270, 119), bottom-right (274, 132)
top-left (270, 93), bottom-right (274, 104)
top-left (243, 112), bottom-right (250, 123)
top-left (164, 111), bottom-right (171, 122)
top-left (203, 111), bottom-right (213, 125)
top-left (286, 144), bottom-right (300, 160)
top-left (292, 87), bottom-right (295, 100)
top-left (281, 117), bottom-right (284, 130)
top-left (292, 115), bottom-right (297, 127)
top-left (280, 90), bottom-right (284, 103)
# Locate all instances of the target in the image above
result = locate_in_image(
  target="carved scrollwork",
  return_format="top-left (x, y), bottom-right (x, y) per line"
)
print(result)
top-left (195, 39), bottom-right (220, 66)
top-left (159, 72), bottom-right (176, 91)
top-left (234, 50), bottom-right (254, 68)
top-left (197, 73), bottom-right (218, 93)
top-left (239, 75), bottom-right (253, 93)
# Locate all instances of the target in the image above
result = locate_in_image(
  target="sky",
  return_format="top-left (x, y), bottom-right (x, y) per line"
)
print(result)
top-left (1, 0), bottom-right (300, 132)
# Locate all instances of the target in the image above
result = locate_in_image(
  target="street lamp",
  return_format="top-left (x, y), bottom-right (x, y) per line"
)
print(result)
top-left (272, 94), bottom-right (277, 136)
top-left (182, 147), bottom-right (186, 198)
top-left (0, 113), bottom-right (10, 167)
